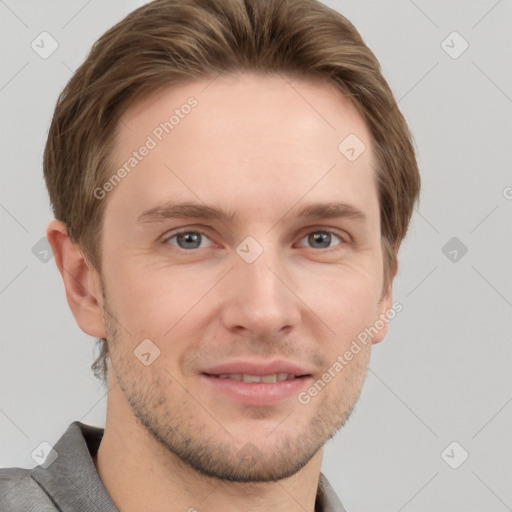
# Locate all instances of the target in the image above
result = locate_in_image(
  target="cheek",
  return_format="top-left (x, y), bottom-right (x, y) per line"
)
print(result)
top-left (103, 258), bottom-right (217, 342)
top-left (297, 263), bottom-right (381, 331)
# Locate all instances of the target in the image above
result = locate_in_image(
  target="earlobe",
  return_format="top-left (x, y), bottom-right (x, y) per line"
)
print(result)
top-left (46, 220), bottom-right (106, 338)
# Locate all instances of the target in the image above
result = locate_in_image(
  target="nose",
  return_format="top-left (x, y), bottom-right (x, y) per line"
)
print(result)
top-left (219, 247), bottom-right (301, 338)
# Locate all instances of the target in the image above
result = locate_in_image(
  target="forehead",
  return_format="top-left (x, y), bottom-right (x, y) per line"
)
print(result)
top-left (105, 73), bottom-right (379, 227)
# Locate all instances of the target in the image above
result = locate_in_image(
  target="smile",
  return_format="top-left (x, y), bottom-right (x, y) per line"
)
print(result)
top-left (208, 373), bottom-right (299, 383)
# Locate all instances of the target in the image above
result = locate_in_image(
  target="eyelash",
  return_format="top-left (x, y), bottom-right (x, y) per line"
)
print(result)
top-left (163, 227), bottom-right (349, 251)
top-left (296, 230), bottom-right (347, 249)
top-left (164, 229), bottom-right (214, 249)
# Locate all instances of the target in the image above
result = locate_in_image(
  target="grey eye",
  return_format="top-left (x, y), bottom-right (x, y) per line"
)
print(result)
top-left (177, 232), bottom-right (202, 249)
top-left (166, 231), bottom-right (213, 250)
top-left (308, 232), bottom-right (332, 248)
top-left (297, 231), bottom-right (343, 249)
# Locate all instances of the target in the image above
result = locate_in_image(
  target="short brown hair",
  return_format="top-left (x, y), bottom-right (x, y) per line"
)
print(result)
top-left (43, 0), bottom-right (420, 384)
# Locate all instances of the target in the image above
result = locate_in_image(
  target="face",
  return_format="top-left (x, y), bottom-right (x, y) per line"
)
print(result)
top-left (97, 72), bottom-right (392, 482)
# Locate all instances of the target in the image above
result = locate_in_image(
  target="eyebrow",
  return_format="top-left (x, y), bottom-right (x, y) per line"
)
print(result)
top-left (295, 202), bottom-right (367, 222)
top-left (136, 201), bottom-right (367, 224)
top-left (137, 202), bottom-right (236, 224)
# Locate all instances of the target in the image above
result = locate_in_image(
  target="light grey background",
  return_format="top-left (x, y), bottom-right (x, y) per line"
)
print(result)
top-left (1, 1), bottom-right (511, 511)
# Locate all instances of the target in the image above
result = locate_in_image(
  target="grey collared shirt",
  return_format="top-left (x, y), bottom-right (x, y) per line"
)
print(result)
top-left (0, 422), bottom-right (346, 511)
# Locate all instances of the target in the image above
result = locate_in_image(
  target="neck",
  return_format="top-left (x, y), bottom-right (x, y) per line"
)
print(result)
top-left (94, 386), bottom-right (323, 512)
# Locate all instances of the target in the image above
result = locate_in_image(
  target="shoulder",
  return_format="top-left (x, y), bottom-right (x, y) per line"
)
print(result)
top-left (0, 467), bottom-right (58, 511)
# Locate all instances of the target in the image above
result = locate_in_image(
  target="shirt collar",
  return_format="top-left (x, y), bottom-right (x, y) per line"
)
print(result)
top-left (31, 422), bottom-right (117, 512)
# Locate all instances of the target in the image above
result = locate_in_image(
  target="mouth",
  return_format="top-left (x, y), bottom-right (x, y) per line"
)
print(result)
top-left (206, 373), bottom-right (304, 383)
top-left (200, 360), bottom-right (313, 406)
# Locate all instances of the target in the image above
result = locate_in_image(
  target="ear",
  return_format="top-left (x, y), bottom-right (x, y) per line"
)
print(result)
top-left (371, 257), bottom-right (398, 345)
top-left (46, 220), bottom-right (106, 338)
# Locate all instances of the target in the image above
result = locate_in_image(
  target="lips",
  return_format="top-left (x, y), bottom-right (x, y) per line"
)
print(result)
top-left (202, 360), bottom-right (312, 379)
top-left (201, 360), bottom-right (313, 406)
top-left (213, 373), bottom-right (297, 383)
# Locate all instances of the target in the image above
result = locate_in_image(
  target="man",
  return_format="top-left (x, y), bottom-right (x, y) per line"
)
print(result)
top-left (0, 0), bottom-right (419, 510)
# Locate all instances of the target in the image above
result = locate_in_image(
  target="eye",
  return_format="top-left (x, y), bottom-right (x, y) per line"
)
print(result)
top-left (164, 230), bottom-right (214, 250)
top-left (297, 230), bottom-right (345, 249)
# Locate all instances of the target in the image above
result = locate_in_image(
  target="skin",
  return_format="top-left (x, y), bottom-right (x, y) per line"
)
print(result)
top-left (48, 72), bottom-right (396, 512)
